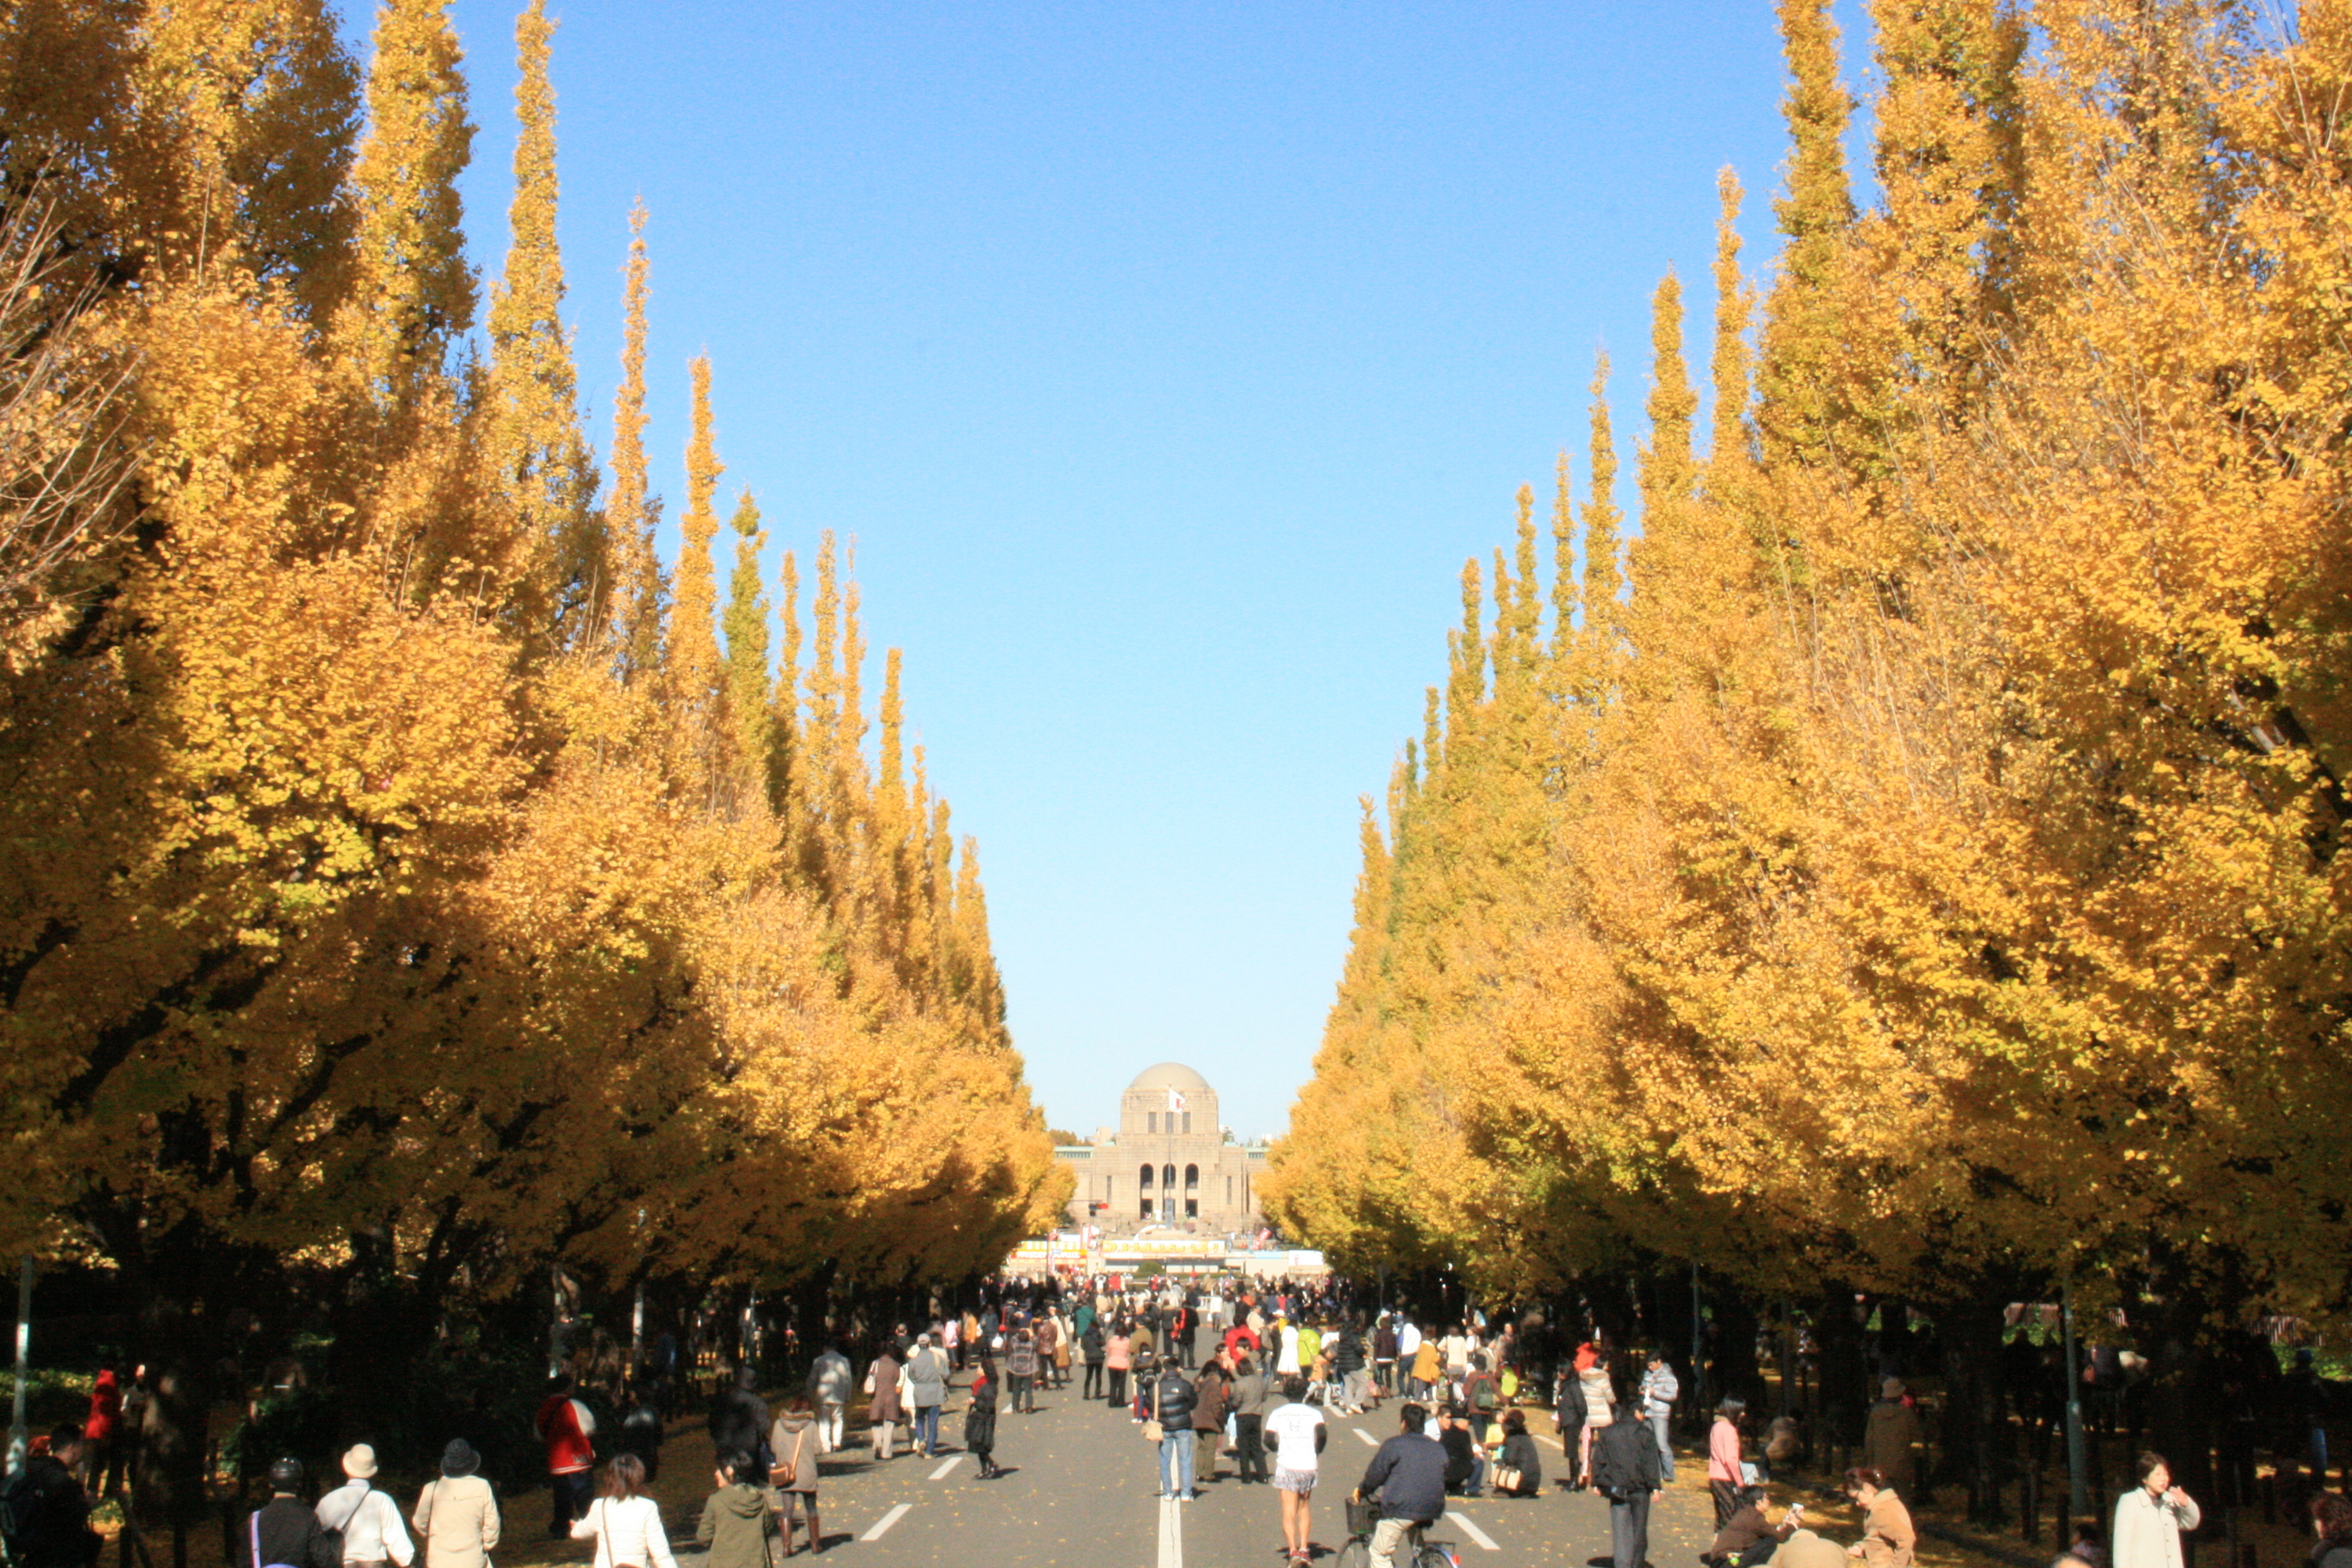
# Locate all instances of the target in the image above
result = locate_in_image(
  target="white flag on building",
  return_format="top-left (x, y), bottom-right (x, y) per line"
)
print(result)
top-left (1167, 1088), bottom-right (1186, 1112)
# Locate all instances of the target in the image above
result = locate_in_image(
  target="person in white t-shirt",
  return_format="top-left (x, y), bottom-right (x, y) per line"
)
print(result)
top-left (1263, 1377), bottom-right (1328, 1566)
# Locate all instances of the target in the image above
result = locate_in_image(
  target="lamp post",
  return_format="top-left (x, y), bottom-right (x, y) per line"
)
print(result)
top-left (9, 1255), bottom-right (33, 1473)
top-left (2063, 1280), bottom-right (2087, 1523)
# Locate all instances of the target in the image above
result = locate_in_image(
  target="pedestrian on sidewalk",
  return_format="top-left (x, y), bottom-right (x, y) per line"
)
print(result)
top-left (238, 1460), bottom-right (337, 1568)
top-left (7, 1423), bottom-right (100, 1568)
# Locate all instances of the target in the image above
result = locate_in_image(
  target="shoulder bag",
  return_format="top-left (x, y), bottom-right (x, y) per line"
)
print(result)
top-left (1141, 1378), bottom-right (1163, 1443)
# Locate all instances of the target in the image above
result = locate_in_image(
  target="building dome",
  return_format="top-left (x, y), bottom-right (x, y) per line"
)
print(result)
top-left (1127, 1062), bottom-right (1212, 1098)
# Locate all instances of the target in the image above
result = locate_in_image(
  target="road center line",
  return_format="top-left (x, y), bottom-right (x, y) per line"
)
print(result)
top-left (1354, 1428), bottom-right (1379, 1446)
top-left (1534, 1432), bottom-right (1565, 1450)
top-left (861, 1503), bottom-right (912, 1541)
top-left (1157, 1492), bottom-right (1184, 1568)
top-left (928, 1455), bottom-right (961, 1479)
top-left (1445, 1511), bottom-right (1501, 1552)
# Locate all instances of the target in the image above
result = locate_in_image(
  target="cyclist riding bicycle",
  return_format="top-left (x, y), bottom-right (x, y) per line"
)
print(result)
top-left (1352, 1402), bottom-right (1449, 1568)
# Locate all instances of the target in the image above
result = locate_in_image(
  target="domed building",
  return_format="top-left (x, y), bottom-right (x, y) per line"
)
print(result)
top-left (1055, 1062), bottom-right (1269, 1236)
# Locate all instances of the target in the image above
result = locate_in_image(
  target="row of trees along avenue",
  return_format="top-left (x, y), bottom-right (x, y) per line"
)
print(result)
top-left (0, 0), bottom-right (1072, 1515)
top-left (1265, 0), bottom-right (2352, 1526)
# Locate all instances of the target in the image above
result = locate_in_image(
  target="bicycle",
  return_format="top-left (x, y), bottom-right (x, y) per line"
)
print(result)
top-left (1334, 1498), bottom-right (1457, 1568)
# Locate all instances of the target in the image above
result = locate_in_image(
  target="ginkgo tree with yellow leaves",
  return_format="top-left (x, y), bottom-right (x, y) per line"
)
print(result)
top-left (0, 0), bottom-right (1067, 1473)
top-left (1269, 0), bottom-right (2352, 1519)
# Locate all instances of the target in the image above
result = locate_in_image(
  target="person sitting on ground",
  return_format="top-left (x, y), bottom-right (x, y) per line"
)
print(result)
top-left (1844, 1466), bottom-right (1917, 1568)
top-left (1708, 1485), bottom-right (1802, 1566)
top-left (1491, 1410), bottom-right (1543, 1499)
top-left (695, 1451), bottom-right (781, 1568)
top-left (1436, 1405), bottom-right (1485, 1497)
top-left (1355, 1403), bottom-right (1447, 1568)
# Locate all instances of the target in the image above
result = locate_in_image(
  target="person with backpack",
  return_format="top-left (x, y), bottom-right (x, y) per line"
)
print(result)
top-left (238, 1459), bottom-right (339, 1568)
top-left (1592, 1370), bottom-right (1665, 1568)
top-left (5, 1424), bottom-right (100, 1568)
top-left (315, 1446), bottom-right (412, 1568)
top-left (1464, 1355), bottom-right (1501, 1424)
top-left (410, 1440), bottom-right (499, 1568)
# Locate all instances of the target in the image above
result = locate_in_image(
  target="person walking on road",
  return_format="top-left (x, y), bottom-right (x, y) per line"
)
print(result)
top-left (1594, 1374), bottom-right (1665, 1568)
top-left (865, 1344), bottom-right (904, 1462)
top-left (807, 1341), bottom-right (852, 1456)
top-left (1232, 1356), bottom-right (1272, 1485)
top-left (964, 1354), bottom-right (1001, 1480)
top-left (5, 1424), bottom-right (100, 1568)
top-left (1105, 1325), bottom-right (1133, 1408)
top-left (1192, 1355), bottom-right (1231, 1485)
top-left (905, 1334), bottom-right (949, 1457)
top-left (1264, 1377), bottom-right (1328, 1564)
top-left (1007, 1326), bottom-right (1039, 1414)
top-left (768, 1399), bottom-right (822, 1555)
top-left (1353, 1402), bottom-right (1445, 1568)
top-left (1152, 1360), bottom-right (1200, 1501)
top-left (1081, 1318), bottom-right (1107, 1400)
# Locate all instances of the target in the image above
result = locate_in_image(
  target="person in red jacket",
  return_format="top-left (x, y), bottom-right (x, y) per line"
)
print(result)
top-left (534, 1374), bottom-right (597, 1537)
top-left (83, 1371), bottom-right (122, 1502)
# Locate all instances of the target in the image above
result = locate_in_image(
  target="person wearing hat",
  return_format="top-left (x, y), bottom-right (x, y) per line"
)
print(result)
top-left (240, 1460), bottom-right (339, 1568)
top-left (412, 1442), bottom-right (499, 1568)
top-left (316, 1446), bottom-right (413, 1568)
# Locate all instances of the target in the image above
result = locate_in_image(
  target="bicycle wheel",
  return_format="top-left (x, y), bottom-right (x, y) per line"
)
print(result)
top-left (1334, 1538), bottom-right (1374, 1568)
top-left (1414, 1544), bottom-right (1457, 1568)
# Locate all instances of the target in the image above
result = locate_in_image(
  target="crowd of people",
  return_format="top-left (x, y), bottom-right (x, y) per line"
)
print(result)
top-left (3, 1276), bottom-right (2343, 1568)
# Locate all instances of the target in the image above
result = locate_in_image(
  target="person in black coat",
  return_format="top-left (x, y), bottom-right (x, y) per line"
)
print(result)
top-left (708, 1366), bottom-right (770, 1482)
top-left (7, 1426), bottom-right (100, 1568)
top-left (237, 1459), bottom-right (339, 1568)
top-left (964, 1356), bottom-right (1002, 1479)
top-left (1494, 1410), bottom-right (1544, 1498)
top-left (1556, 1370), bottom-right (1590, 1490)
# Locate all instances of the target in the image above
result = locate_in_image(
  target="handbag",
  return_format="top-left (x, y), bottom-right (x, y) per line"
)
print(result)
top-left (1492, 1465), bottom-right (1523, 1493)
top-left (1141, 1379), bottom-right (1163, 1443)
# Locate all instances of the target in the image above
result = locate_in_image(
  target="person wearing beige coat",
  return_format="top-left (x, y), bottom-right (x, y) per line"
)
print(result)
top-left (411, 1442), bottom-right (499, 1568)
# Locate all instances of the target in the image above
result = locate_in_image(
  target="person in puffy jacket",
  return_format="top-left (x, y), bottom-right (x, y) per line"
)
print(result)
top-left (1153, 1366), bottom-right (1198, 1501)
top-left (964, 1356), bottom-right (1001, 1480)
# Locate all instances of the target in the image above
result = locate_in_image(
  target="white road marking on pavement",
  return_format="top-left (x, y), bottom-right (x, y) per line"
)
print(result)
top-left (1534, 1432), bottom-right (1565, 1450)
top-left (861, 1504), bottom-right (911, 1542)
top-left (1445, 1511), bottom-right (1501, 1552)
top-left (1156, 1492), bottom-right (1184, 1568)
top-left (928, 1455), bottom-right (960, 1480)
top-left (1355, 1428), bottom-right (1380, 1446)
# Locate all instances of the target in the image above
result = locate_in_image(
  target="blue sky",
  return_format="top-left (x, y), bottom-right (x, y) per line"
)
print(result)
top-left (378, 0), bottom-right (1874, 1142)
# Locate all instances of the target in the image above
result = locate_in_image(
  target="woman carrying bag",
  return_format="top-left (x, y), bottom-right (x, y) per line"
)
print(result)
top-left (412, 1442), bottom-right (499, 1568)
